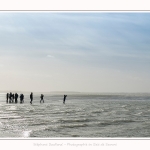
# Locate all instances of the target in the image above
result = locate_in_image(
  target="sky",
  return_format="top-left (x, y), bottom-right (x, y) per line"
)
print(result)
top-left (0, 12), bottom-right (150, 93)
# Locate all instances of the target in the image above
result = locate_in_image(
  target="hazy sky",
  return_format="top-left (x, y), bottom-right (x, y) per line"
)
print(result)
top-left (0, 12), bottom-right (150, 93)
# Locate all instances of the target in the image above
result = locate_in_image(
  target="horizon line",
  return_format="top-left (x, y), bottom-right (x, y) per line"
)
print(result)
top-left (1, 91), bottom-right (150, 94)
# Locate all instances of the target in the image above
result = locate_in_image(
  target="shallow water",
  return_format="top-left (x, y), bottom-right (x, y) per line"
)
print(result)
top-left (0, 93), bottom-right (150, 137)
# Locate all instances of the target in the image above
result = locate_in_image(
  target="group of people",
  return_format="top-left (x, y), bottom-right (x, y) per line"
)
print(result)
top-left (6, 92), bottom-right (44, 104)
top-left (6, 92), bottom-right (20, 103)
top-left (6, 92), bottom-right (67, 104)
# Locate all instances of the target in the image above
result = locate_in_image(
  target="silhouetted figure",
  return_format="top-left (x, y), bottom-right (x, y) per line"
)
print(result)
top-left (15, 93), bottom-right (18, 103)
top-left (9, 92), bottom-right (12, 103)
top-left (12, 93), bottom-right (14, 103)
top-left (6, 93), bottom-right (9, 103)
top-left (22, 94), bottom-right (24, 103)
top-left (40, 94), bottom-right (44, 103)
top-left (63, 95), bottom-right (67, 104)
top-left (30, 92), bottom-right (33, 104)
top-left (20, 94), bottom-right (23, 103)
top-left (20, 94), bottom-right (25, 103)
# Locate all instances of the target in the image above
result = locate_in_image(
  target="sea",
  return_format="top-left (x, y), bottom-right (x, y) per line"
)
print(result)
top-left (0, 92), bottom-right (150, 138)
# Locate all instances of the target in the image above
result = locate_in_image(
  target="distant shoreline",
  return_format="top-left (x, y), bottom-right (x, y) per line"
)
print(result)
top-left (1, 91), bottom-right (150, 96)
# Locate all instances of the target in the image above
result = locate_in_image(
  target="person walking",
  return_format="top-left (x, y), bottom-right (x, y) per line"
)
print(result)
top-left (40, 94), bottom-right (44, 103)
top-left (20, 94), bottom-right (23, 103)
top-left (15, 93), bottom-right (18, 103)
top-left (22, 94), bottom-right (24, 103)
top-left (6, 93), bottom-right (9, 103)
top-left (30, 92), bottom-right (33, 104)
top-left (63, 95), bottom-right (67, 104)
top-left (9, 92), bottom-right (12, 103)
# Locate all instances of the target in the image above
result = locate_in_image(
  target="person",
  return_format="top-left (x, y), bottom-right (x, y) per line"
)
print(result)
top-left (6, 93), bottom-right (9, 103)
top-left (20, 94), bottom-right (22, 103)
top-left (30, 92), bottom-right (33, 104)
top-left (12, 93), bottom-right (14, 103)
top-left (63, 95), bottom-right (67, 104)
top-left (15, 93), bottom-right (18, 103)
top-left (9, 92), bottom-right (12, 103)
top-left (22, 94), bottom-right (24, 103)
top-left (40, 94), bottom-right (44, 103)
top-left (20, 94), bottom-right (25, 104)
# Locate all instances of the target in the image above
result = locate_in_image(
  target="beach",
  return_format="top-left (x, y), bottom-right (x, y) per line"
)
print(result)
top-left (0, 93), bottom-right (150, 137)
